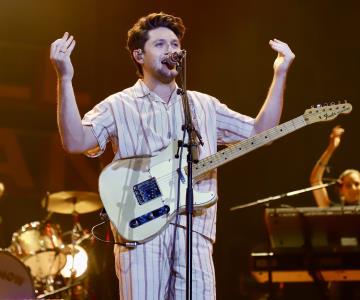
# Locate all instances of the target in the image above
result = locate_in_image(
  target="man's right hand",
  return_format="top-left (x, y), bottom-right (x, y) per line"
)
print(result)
top-left (50, 32), bottom-right (76, 81)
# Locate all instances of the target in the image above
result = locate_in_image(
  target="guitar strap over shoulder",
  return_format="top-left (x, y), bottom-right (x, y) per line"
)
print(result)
top-left (186, 93), bottom-right (201, 137)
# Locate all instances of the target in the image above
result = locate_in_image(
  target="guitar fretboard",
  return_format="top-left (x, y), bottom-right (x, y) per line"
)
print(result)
top-left (193, 115), bottom-right (307, 177)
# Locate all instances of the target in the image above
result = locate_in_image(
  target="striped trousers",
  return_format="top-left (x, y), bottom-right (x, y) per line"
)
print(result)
top-left (114, 224), bottom-right (216, 300)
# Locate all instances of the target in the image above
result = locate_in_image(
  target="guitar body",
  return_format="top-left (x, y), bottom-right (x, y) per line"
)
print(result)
top-left (99, 141), bottom-right (217, 243)
top-left (99, 102), bottom-right (352, 243)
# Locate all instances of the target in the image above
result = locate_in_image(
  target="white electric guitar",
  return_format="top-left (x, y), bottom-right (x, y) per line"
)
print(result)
top-left (99, 102), bottom-right (352, 243)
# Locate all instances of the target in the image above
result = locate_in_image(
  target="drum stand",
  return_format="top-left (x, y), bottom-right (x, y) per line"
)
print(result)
top-left (43, 275), bottom-right (56, 294)
top-left (65, 211), bottom-right (89, 299)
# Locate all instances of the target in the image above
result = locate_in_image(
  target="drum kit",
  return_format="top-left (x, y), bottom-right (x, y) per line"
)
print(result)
top-left (0, 191), bottom-right (103, 299)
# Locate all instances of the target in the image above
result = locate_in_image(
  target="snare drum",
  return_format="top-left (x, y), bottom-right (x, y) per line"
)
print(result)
top-left (11, 221), bottom-right (66, 279)
top-left (0, 250), bottom-right (35, 299)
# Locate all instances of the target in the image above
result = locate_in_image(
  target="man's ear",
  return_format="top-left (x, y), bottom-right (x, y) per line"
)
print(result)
top-left (133, 49), bottom-right (144, 63)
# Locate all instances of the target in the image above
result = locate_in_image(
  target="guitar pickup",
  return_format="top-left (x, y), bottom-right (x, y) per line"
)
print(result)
top-left (133, 177), bottom-right (162, 205)
top-left (129, 205), bottom-right (170, 228)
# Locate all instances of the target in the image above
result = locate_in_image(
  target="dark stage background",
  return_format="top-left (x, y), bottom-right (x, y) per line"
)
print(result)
top-left (0, 1), bottom-right (359, 299)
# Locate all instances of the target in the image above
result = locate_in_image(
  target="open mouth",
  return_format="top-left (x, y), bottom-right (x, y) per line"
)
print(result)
top-left (161, 60), bottom-right (175, 69)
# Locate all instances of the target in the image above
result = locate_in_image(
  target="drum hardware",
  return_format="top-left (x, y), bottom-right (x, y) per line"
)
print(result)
top-left (37, 275), bottom-right (56, 294)
top-left (54, 210), bottom-right (91, 299)
top-left (41, 211), bottom-right (54, 224)
top-left (64, 211), bottom-right (90, 280)
top-left (36, 276), bottom-right (86, 299)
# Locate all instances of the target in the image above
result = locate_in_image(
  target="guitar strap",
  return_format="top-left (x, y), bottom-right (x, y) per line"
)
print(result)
top-left (185, 92), bottom-right (201, 139)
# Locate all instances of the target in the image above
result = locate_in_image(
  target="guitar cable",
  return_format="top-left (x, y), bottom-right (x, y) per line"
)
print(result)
top-left (91, 212), bottom-right (138, 248)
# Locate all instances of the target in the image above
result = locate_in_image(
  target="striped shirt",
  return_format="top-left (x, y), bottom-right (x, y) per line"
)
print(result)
top-left (82, 79), bottom-right (254, 242)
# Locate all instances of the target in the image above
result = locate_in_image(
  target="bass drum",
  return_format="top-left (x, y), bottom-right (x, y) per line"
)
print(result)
top-left (0, 250), bottom-right (35, 299)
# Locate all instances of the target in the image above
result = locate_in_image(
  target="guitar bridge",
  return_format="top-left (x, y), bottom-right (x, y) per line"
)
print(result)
top-left (133, 177), bottom-right (162, 205)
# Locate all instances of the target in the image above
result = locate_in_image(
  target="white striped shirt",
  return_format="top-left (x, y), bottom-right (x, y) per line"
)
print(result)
top-left (82, 79), bottom-right (254, 242)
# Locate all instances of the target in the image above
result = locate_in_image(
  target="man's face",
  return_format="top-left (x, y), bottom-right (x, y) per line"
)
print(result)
top-left (340, 172), bottom-right (360, 204)
top-left (141, 27), bottom-right (181, 83)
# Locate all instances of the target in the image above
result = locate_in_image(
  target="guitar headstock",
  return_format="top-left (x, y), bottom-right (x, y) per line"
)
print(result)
top-left (304, 101), bottom-right (352, 125)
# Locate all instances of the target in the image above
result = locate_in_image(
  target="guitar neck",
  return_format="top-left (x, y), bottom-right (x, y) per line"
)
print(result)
top-left (193, 115), bottom-right (307, 178)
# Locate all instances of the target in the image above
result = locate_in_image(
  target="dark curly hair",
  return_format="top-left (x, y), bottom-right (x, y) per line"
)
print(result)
top-left (127, 12), bottom-right (186, 77)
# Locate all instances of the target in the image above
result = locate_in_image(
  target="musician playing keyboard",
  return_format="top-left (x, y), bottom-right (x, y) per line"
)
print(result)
top-left (310, 125), bottom-right (360, 299)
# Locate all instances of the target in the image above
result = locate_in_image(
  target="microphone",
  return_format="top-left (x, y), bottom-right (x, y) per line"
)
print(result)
top-left (161, 50), bottom-right (186, 67)
top-left (324, 177), bottom-right (342, 185)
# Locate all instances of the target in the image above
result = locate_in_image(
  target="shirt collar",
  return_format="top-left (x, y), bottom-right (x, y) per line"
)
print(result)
top-left (132, 79), bottom-right (180, 104)
top-left (133, 79), bottom-right (151, 98)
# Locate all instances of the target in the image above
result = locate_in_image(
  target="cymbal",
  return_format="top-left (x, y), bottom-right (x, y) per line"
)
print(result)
top-left (42, 191), bottom-right (103, 214)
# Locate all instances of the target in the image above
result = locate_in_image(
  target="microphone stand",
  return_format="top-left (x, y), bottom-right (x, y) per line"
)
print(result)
top-left (229, 181), bottom-right (338, 211)
top-left (176, 51), bottom-right (203, 300)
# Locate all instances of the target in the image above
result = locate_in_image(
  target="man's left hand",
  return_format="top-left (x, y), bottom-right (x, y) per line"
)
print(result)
top-left (269, 39), bottom-right (295, 76)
